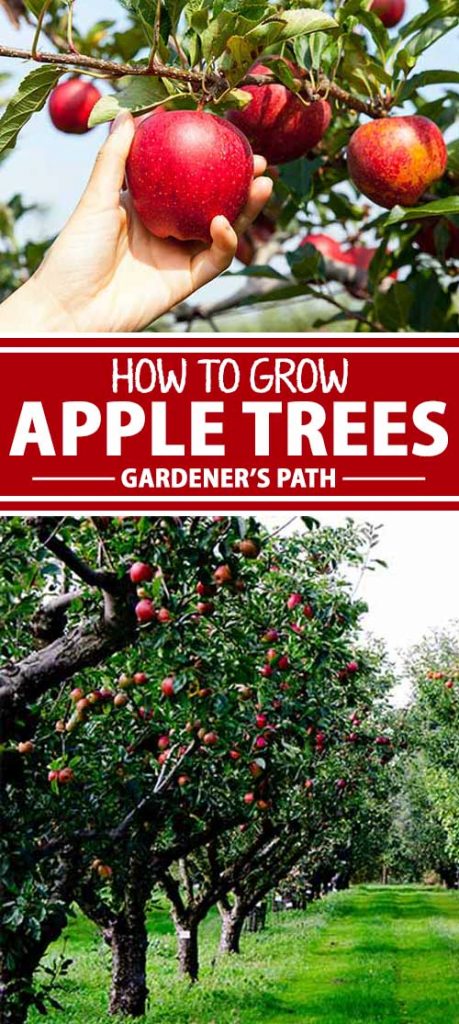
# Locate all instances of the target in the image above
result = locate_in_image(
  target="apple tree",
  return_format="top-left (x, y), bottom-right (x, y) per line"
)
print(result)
top-left (0, 0), bottom-right (458, 331)
top-left (406, 624), bottom-right (459, 870)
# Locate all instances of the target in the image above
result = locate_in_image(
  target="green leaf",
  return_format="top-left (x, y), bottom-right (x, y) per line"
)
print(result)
top-left (287, 243), bottom-right (326, 282)
top-left (446, 139), bottom-right (459, 179)
top-left (398, 69), bottom-right (459, 102)
top-left (0, 66), bottom-right (63, 156)
top-left (404, 17), bottom-right (458, 57)
top-left (273, 8), bottom-right (338, 40)
top-left (374, 281), bottom-right (413, 331)
top-left (164, 0), bottom-right (187, 31)
top-left (384, 197), bottom-right (459, 226)
top-left (225, 266), bottom-right (287, 280)
top-left (88, 77), bottom-right (170, 126)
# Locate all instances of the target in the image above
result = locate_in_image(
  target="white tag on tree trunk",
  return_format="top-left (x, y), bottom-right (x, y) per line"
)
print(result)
top-left (178, 928), bottom-right (191, 939)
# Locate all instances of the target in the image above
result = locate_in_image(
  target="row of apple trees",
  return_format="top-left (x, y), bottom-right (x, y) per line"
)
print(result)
top-left (1, 515), bottom-right (399, 1023)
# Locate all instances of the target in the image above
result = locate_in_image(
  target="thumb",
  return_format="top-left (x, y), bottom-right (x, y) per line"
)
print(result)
top-left (80, 111), bottom-right (135, 210)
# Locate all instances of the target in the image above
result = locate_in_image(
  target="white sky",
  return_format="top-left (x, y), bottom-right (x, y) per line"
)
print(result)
top-left (261, 512), bottom-right (459, 705)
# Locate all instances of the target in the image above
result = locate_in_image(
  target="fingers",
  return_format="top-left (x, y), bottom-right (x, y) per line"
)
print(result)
top-left (80, 111), bottom-right (135, 210)
top-left (233, 175), bottom-right (273, 237)
top-left (253, 154), bottom-right (268, 177)
top-left (190, 216), bottom-right (238, 291)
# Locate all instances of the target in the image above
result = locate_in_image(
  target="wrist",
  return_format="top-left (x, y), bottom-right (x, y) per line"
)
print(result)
top-left (0, 274), bottom-right (77, 335)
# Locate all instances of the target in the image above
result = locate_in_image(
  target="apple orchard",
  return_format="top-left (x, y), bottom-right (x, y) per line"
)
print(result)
top-left (0, 0), bottom-right (458, 331)
top-left (1, 514), bottom-right (399, 1022)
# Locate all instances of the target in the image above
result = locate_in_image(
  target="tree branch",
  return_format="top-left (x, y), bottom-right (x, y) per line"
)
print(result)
top-left (0, 43), bottom-right (390, 119)
top-left (31, 517), bottom-right (122, 595)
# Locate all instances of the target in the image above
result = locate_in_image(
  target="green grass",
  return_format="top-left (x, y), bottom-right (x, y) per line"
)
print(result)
top-left (29, 885), bottom-right (459, 1024)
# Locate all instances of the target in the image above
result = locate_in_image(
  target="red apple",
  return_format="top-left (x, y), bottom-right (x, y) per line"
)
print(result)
top-left (114, 693), bottom-right (129, 708)
top-left (255, 713), bottom-right (268, 728)
top-left (203, 731), bottom-right (219, 746)
top-left (287, 593), bottom-right (302, 610)
top-left (197, 601), bottom-right (214, 616)
top-left (133, 672), bottom-right (147, 685)
top-left (278, 655), bottom-right (289, 671)
top-left (129, 561), bottom-right (154, 583)
top-left (48, 78), bottom-right (101, 135)
top-left (228, 61), bottom-right (331, 165)
top-left (135, 599), bottom-right (156, 623)
top-left (157, 607), bottom-right (172, 623)
top-left (126, 110), bottom-right (254, 243)
top-left (263, 628), bottom-right (279, 643)
top-left (303, 604), bottom-right (314, 619)
top-left (229, 749), bottom-right (242, 761)
top-left (347, 116), bottom-right (447, 208)
top-left (370, 0), bottom-right (405, 27)
top-left (158, 734), bottom-right (170, 751)
top-left (161, 676), bottom-right (176, 698)
top-left (260, 665), bottom-right (273, 678)
top-left (214, 564), bottom-right (232, 585)
top-left (244, 792), bottom-right (255, 804)
top-left (70, 687), bottom-right (84, 702)
top-left (336, 778), bottom-right (347, 790)
top-left (238, 538), bottom-right (260, 559)
top-left (58, 767), bottom-right (74, 784)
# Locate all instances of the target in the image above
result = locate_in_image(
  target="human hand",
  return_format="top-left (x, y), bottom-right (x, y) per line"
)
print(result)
top-left (0, 112), bottom-right (273, 334)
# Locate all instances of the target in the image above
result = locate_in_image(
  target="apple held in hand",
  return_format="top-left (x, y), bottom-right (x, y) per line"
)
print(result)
top-left (126, 110), bottom-right (254, 243)
top-left (227, 61), bottom-right (331, 165)
top-left (370, 0), bottom-right (405, 27)
top-left (347, 116), bottom-right (447, 208)
top-left (49, 78), bottom-right (101, 135)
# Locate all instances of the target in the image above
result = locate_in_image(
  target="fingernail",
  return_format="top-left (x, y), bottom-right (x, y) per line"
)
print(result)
top-left (111, 110), bottom-right (131, 133)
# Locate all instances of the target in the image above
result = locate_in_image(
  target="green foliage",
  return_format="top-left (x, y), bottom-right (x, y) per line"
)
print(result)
top-left (0, 65), bottom-right (63, 157)
top-left (0, 0), bottom-right (458, 327)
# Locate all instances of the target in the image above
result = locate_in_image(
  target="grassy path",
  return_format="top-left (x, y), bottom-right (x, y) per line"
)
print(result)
top-left (29, 886), bottom-right (459, 1024)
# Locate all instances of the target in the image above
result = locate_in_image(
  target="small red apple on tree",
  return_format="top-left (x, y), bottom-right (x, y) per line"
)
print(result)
top-left (370, 0), bottom-right (405, 27)
top-left (228, 60), bottom-right (331, 164)
top-left (48, 78), bottom-right (101, 134)
top-left (161, 676), bottom-right (176, 698)
top-left (129, 561), bottom-right (154, 583)
top-left (347, 116), bottom-right (447, 208)
top-left (135, 599), bottom-right (156, 623)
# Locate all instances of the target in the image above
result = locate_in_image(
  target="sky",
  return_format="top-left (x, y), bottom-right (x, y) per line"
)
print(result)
top-left (1, 0), bottom-right (459, 247)
top-left (260, 511), bottom-right (459, 706)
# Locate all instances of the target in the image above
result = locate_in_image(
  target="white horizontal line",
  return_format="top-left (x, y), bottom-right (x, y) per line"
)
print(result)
top-left (0, 348), bottom-right (458, 355)
top-left (342, 476), bottom-right (426, 482)
top-left (32, 476), bottom-right (116, 482)
top-left (0, 495), bottom-right (457, 503)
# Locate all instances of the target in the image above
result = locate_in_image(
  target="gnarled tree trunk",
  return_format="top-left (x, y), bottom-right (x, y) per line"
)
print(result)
top-left (106, 915), bottom-right (149, 1017)
top-left (174, 917), bottom-right (200, 981)
top-left (218, 897), bottom-right (246, 955)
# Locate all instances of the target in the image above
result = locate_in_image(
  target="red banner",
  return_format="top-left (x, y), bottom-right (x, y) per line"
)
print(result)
top-left (0, 338), bottom-right (458, 510)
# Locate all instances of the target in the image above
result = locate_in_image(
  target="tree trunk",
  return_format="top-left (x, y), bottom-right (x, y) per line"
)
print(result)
top-left (106, 916), bottom-right (149, 1017)
top-left (218, 899), bottom-right (246, 955)
top-left (175, 919), bottom-right (199, 981)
